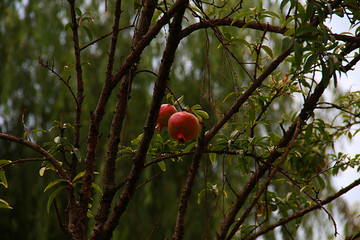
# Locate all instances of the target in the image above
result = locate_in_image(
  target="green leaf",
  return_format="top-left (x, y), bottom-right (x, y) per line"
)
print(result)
top-left (320, 59), bottom-right (330, 87)
top-left (296, 2), bottom-right (306, 19)
top-left (305, 2), bottom-right (316, 21)
top-left (0, 199), bottom-right (12, 209)
top-left (157, 161), bottom-right (166, 172)
top-left (285, 192), bottom-right (292, 202)
top-left (44, 178), bottom-right (68, 192)
top-left (300, 186), bottom-right (308, 192)
top-left (281, 38), bottom-right (293, 52)
top-left (303, 54), bottom-right (317, 72)
top-left (47, 186), bottom-right (66, 213)
top-left (316, 175), bottom-right (326, 189)
top-left (151, 9), bottom-right (162, 24)
top-left (72, 147), bottom-right (82, 162)
top-left (231, 12), bottom-right (253, 25)
top-left (194, 110), bottom-right (209, 119)
top-left (133, 0), bottom-right (142, 10)
top-left (176, 95), bottom-right (184, 104)
top-left (39, 167), bottom-right (47, 176)
top-left (166, 93), bottom-right (175, 104)
top-left (183, 141), bottom-right (197, 152)
top-left (280, 0), bottom-right (290, 11)
top-left (281, 16), bottom-right (294, 28)
top-left (64, 22), bottom-right (72, 31)
top-left (73, 171), bottom-right (85, 182)
top-left (294, 41), bottom-right (304, 67)
top-left (262, 10), bottom-right (283, 21)
top-left (92, 182), bottom-right (103, 196)
top-left (209, 152), bottom-right (216, 164)
top-left (262, 45), bottom-right (274, 58)
top-left (0, 159), bottom-right (12, 166)
top-left (131, 134), bottom-right (143, 146)
top-left (197, 189), bottom-right (205, 204)
top-left (191, 104), bottom-right (202, 110)
top-left (75, 7), bottom-right (82, 17)
top-left (72, 171), bottom-right (99, 183)
top-left (283, 28), bottom-right (295, 36)
top-left (0, 169), bottom-right (8, 188)
top-left (223, 92), bottom-right (237, 102)
top-left (83, 26), bottom-right (93, 41)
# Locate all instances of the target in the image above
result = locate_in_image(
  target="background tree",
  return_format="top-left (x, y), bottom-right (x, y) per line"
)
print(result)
top-left (1, 0), bottom-right (360, 239)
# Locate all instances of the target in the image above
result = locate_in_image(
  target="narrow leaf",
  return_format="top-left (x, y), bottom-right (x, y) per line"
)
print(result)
top-left (72, 147), bottom-right (82, 162)
top-left (183, 141), bottom-right (197, 152)
top-left (39, 167), bottom-right (47, 176)
top-left (72, 171), bottom-right (85, 182)
top-left (0, 199), bottom-right (12, 209)
top-left (209, 153), bottom-right (216, 164)
top-left (195, 110), bottom-right (209, 119)
top-left (75, 7), bottom-right (82, 16)
top-left (44, 179), bottom-right (68, 192)
top-left (157, 161), bottom-right (166, 172)
top-left (0, 159), bottom-right (12, 166)
top-left (262, 45), bottom-right (274, 58)
top-left (191, 104), bottom-right (202, 110)
top-left (92, 182), bottom-right (103, 196)
top-left (281, 16), bottom-right (294, 28)
top-left (0, 169), bottom-right (8, 188)
top-left (64, 22), bottom-right (72, 31)
top-left (47, 186), bottom-right (66, 213)
top-left (83, 26), bottom-right (93, 41)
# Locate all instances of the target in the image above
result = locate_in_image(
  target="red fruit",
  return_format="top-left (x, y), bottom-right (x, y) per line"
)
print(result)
top-left (156, 104), bottom-right (177, 131)
top-left (168, 112), bottom-right (200, 144)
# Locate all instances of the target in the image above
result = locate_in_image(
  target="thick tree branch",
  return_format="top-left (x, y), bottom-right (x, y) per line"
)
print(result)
top-left (215, 70), bottom-right (331, 240)
top-left (89, 1), bottom-right (190, 239)
top-left (173, 129), bottom-right (206, 240)
top-left (66, 1), bottom-right (86, 238)
top-left (81, 3), bottom-right (192, 222)
top-left (87, 0), bottom-right (124, 237)
top-left (226, 118), bottom-right (302, 240)
top-left (91, 1), bottom-right (157, 238)
top-left (67, 0), bottom-right (84, 180)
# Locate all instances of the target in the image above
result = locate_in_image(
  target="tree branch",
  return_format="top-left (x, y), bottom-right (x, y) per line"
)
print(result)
top-left (245, 176), bottom-right (360, 240)
top-left (173, 128), bottom-right (206, 240)
top-left (226, 118), bottom-right (302, 240)
top-left (205, 44), bottom-right (294, 143)
top-left (90, 1), bottom-right (190, 239)
top-left (91, 0), bottom-right (157, 238)
top-left (215, 67), bottom-right (330, 240)
top-left (67, 0), bottom-right (84, 180)
top-left (79, 25), bottom-right (133, 51)
top-left (179, 18), bottom-right (360, 44)
top-left (0, 133), bottom-right (69, 180)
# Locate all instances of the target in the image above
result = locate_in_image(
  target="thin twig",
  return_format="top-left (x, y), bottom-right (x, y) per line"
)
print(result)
top-left (244, 176), bottom-right (360, 240)
top-left (0, 158), bottom-right (46, 168)
top-left (37, 58), bottom-right (80, 109)
top-left (279, 169), bottom-right (339, 236)
top-left (80, 25), bottom-right (134, 51)
top-left (0, 133), bottom-right (69, 180)
top-left (136, 171), bottom-right (163, 190)
top-left (226, 118), bottom-right (302, 240)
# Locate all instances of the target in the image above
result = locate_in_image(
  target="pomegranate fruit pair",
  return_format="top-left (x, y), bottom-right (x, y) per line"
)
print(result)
top-left (156, 104), bottom-right (200, 144)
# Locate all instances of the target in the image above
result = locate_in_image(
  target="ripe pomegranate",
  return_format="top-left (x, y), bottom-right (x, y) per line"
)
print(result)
top-left (156, 104), bottom-right (177, 131)
top-left (168, 111), bottom-right (200, 144)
